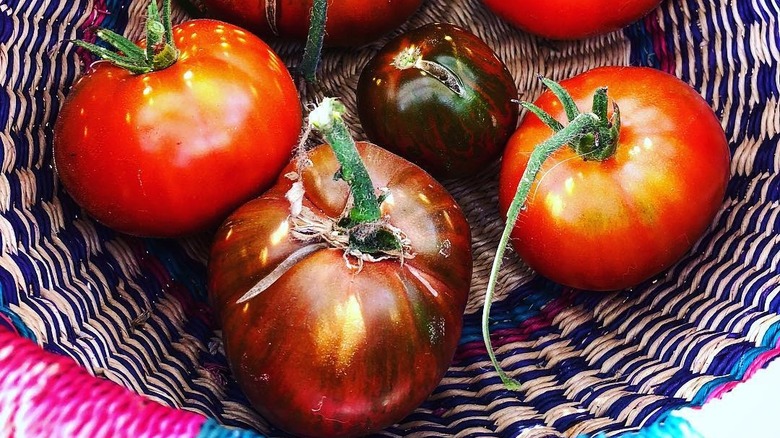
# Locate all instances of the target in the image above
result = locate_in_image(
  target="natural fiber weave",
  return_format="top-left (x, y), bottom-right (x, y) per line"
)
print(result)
top-left (1, 0), bottom-right (779, 437)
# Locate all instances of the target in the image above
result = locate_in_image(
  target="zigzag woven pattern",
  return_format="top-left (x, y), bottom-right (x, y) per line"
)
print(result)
top-left (1, 0), bottom-right (779, 436)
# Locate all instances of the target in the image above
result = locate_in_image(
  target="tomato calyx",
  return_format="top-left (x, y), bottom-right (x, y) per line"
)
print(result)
top-left (392, 45), bottom-right (466, 96)
top-left (74, 0), bottom-right (179, 74)
top-left (482, 77), bottom-right (622, 390)
top-left (287, 202), bottom-right (413, 265)
top-left (307, 98), bottom-right (414, 256)
top-left (523, 77), bottom-right (622, 161)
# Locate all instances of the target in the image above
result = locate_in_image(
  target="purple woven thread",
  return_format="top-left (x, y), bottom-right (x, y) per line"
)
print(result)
top-left (0, 313), bottom-right (17, 335)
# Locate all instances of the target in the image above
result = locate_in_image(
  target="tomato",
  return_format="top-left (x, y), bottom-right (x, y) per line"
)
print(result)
top-left (54, 19), bottom-right (301, 237)
top-left (356, 23), bottom-right (518, 179)
top-left (482, 0), bottom-right (662, 40)
top-left (208, 140), bottom-right (472, 437)
top-left (187, 0), bottom-right (423, 46)
top-left (498, 67), bottom-right (730, 291)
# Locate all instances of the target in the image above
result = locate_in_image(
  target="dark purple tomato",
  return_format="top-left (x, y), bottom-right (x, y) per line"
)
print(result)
top-left (356, 22), bottom-right (519, 179)
top-left (208, 142), bottom-right (473, 437)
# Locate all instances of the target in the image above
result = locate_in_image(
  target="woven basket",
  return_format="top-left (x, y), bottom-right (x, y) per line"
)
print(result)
top-left (2, 0), bottom-right (779, 436)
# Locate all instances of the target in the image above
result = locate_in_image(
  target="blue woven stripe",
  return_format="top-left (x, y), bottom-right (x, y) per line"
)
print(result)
top-left (197, 419), bottom-right (264, 438)
top-left (459, 277), bottom-right (561, 345)
top-left (103, 0), bottom-right (132, 37)
top-left (624, 16), bottom-right (659, 68)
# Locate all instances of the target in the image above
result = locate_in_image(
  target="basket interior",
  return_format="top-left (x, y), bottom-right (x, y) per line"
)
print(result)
top-left (1, 0), bottom-right (779, 436)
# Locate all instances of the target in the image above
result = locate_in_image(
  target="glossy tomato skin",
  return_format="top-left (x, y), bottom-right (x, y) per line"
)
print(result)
top-left (208, 142), bottom-right (472, 437)
top-left (499, 67), bottom-right (730, 291)
top-left (54, 20), bottom-right (301, 237)
top-left (357, 23), bottom-right (518, 179)
top-left (482, 0), bottom-right (662, 40)
top-left (190, 0), bottom-right (423, 46)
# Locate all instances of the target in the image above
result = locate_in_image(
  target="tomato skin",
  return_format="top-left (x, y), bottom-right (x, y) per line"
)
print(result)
top-left (482, 0), bottom-right (662, 40)
top-left (54, 20), bottom-right (301, 237)
top-left (191, 0), bottom-right (423, 46)
top-left (498, 67), bottom-right (730, 291)
top-left (357, 23), bottom-right (519, 179)
top-left (208, 142), bottom-right (472, 437)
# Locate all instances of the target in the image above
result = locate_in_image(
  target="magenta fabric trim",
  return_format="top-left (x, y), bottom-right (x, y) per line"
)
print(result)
top-left (0, 326), bottom-right (207, 438)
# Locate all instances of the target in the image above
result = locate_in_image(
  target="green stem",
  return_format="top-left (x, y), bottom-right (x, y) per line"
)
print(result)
top-left (300, 0), bottom-right (328, 83)
top-left (594, 101), bottom-right (621, 161)
top-left (540, 77), bottom-right (579, 122)
top-left (162, 0), bottom-right (174, 44)
top-left (482, 77), bottom-right (624, 390)
top-left (482, 112), bottom-right (600, 390)
top-left (146, 0), bottom-right (165, 61)
top-left (74, 0), bottom-right (178, 74)
top-left (96, 29), bottom-right (146, 63)
top-left (591, 87), bottom-right (608, 120)
top-left (308, 98), bottom-right (382, 224)
top-left (520, 102), bottom-right (563, 132)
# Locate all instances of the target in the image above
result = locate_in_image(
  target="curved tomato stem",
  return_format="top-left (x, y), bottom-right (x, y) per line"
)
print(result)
top-left (483, 77), bottom-right (622, 390)
top-left (483, 112), bottom-right (600, 390)
top-left (309, 98), bottom-right (382, 225)
top-left (300, 0), bottom-right (328, 83)
top-left (74, 0), bottom-right (178, 74)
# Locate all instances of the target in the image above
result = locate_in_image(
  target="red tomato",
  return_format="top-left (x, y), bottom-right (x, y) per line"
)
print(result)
top-left (357, 23), bottom-right (519, 179)
top-left (189, 0), bottom-right (423, 46)
top-left (54, 20), bottom-right (302, 237)
top-left (482, 0), bottom-right (662, 40)
top-left (208, 142), bottom-right (472, 437)
top-left (498, 67), bottom-right (730, 291)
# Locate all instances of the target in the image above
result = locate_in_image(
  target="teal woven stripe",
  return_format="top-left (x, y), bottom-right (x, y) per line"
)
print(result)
top-left (0, 285), bottom-right (36, 341)
top-left (586, 415), bottom-right (703, 438)
top-left (690, 322), bottom-right (780, 405)
top-left (196, 419), bottom-right (265, 438)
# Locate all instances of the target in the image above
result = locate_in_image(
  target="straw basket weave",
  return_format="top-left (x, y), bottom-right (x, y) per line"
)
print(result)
top-left (2, 0), bottom-right (779, 436)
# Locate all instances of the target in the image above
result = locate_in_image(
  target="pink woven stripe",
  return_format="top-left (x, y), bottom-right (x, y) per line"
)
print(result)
top-left (76, 0), bottom-right (110, 65)
top-left (0, 327), bottom-right (206, 438)
top-left (454, 294), bottom-right (568, 362)
top-left (644, 12), bottom-right (675, 74)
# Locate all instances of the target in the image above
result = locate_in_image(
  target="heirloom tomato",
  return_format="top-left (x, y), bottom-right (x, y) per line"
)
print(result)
top-left (357, 23), bottom-right (518, 179)
top-left (187, 0), bottom-right (423, 46)
top-left (498, 67), bottom-right (730, 291)
top-left (482, 0), bottom-right (662, 40)
top-left (54, 11), bottom-right (301, 237)
top-left (208, 100), bottom-right (472, 437)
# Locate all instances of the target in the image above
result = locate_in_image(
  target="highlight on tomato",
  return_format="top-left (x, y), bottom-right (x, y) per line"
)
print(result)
top-left (184, 0), bottom-right (424, 46)
top-left (53, 0), bottom-right (302, 238)
top-left (481, 0), bottom-right (662, 40)
top-left (357, 23), bottom-right (519, 179)
top-left (208, 99), bottom-right (473, 437)
top-left (481, 66), bottom-right (730, 388)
